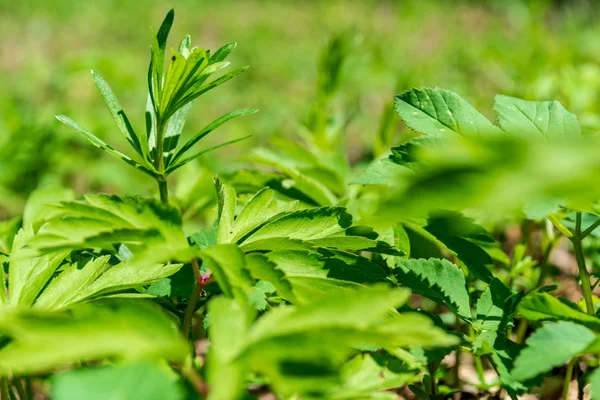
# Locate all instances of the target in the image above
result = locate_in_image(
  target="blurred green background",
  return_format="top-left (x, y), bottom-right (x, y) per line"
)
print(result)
top-left (2, 0), bottom-right (600, 216)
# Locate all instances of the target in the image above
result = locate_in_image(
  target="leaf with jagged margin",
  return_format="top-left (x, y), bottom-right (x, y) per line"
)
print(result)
top-left (206, 296), bottom-right (253, 400)
top-left (0, 299), bottom-right (188, 375)
top-left (231, 187), bottom-right (296, 243)
top-left (22, 187), bottom-right (74, 232)
top-left (424, 210), bottom-right (496, 283)
top-left (215, 178), bottom-right (237, 244)
top-left (471, 331), bottom-right (529, 395)
top-left (263, 250), bottom-right (386, 304)
top-left (395, 87), bottom-right (503, 138)
top-left (34, 256), bottom-right (111, 310)
top-left (28, 194), bottom-right (186, 254)
top-left (474, 277), bottom-right (513, 331)
top-left (494, 95), bottom-right (581, 140)
top-left (250, 147), bottom-right (338, 206)
top-left (512, 321), bottom-right (597, 382)
top-left (395, 258), bottom-right (471, 321)
top-left (200, 244), bottom-right (254, 300)
top-left (517, 291), bottom-right (600, 331)
top-left (245, 253), bottom-right (296, 303)
top-left (55, 261), bottom-right (183, 307)
top-left (8, 226), bottom-right (69, 307)
top-left (241, 207), bottom-right (352, 246)
top-left (51, 360), bottom-right (185, 400)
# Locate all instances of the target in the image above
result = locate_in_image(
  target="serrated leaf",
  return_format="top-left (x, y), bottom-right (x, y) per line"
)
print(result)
top-left (518, 291), bottom-right (600, 331)
top-left (475, 277), bottom-right (513, 331)
top-left (494, 95), bottom-right (581, 140)
top-left (8, 225), bottom-right (69, 307)
top-left (200, 244), bottom-right (254, 300)
top-left (512, 321), bottom-right (596, 382)
top-left (395, 258), bottom-right (471, 321)
top-left (0, 299), bottom-right (188, 375)
top-left (51, 361), bottom-right (185, 400)
top-left (245, 253), bottom-right (296, 302)
top-left (395, 87), bottom-right (502, 138)
top-left (241, 207), bottom-right (352, 246)
top-left (263, 250), bottom-right (386, 304)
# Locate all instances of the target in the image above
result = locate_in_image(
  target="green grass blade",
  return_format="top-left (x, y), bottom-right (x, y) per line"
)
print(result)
top-left (56, 115), bottom-right (158, 178)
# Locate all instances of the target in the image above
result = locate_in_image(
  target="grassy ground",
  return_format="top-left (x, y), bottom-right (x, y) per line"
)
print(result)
top-left (2, 0), bottom-right (600, 212)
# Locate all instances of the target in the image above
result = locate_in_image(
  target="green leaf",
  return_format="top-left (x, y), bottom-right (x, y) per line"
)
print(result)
top-left (206, 296), bottom-right (253, 400)
top-left (169, 108), bottom-right (258, 167)
top-left (22, 187), bottom-right (73, 231)
top-left (511, 321), bottom-right (596, 382)
top-left (56, 115), bottom-right (158, 177)
top-left (588, 367), bottom-right (600, 400)
top-left (210, 42), bottom-right (237, 63)
top-left (395, 258), bottom-right (471, 321)
top-left (91, 71), bottom-right (145, 158)
top-left (494, 95), bottom-right (581, 140)
top-left (174, 66), bottom-right (248, 109)
top-left (149, 9), bottom-right (175, 107)
top-left (475, 277), bottom-right (513, 331)
top-left (245, 253), bottom-right (296, 302)
top-left (162, 102), bottom-right (191, 160)
top-left (241, 207), bottom-right (352, 246)
top-left (8, 226), bottom-right (69, 307)
top-left (395, 87), bottom-right (502, 138)
top-left (0, 299), bottom-right (188, 375)
top-left (215, 179), bottom-right (237, 244)
top-left (51, 361), bottom-right (185, 400)
top-left (517, 291), bottom-right (600, 331)
top-left (200, 244), bottom-right (254, 299)
top-left (166, 135), bottom-right (251, 174)
top-left (28, 195), bottom-right (188, 264)
top-left (262, 250), bottom-right (386, 303)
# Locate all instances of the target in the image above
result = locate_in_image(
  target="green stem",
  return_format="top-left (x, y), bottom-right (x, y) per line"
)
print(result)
top-left (182, 258), bottom-right (203, 339)
top-left (158, 178), bottom-right (169, 205)
top-left (12, 379), bottom-right (26, 400)
top-left (572, 212), bottom-right (595, 315)
top-left (581, 218), bottom-right (600, 239)
top-left (1, 378), bottom-right (9, 400)
top-left (474, 356), bottom-right (486, 386)
top-left (562, 358), bottom-right (576, 400)
top-left (426, 362), bottom-right (438, 396)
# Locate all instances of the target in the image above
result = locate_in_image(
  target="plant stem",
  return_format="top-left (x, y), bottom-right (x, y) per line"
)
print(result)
top-left (581, 218), bottom-right (600, 239)
top-left (182, 258), bottom-right (203, 339)
top-left (158, 178), bottom-right (169, 205)
top-left (572, 212), bottom-right (595, 315)
top-left (474, 356), bottom-right (486, 386)
top-left (1, 378), bottom-right (9, 400)
top-left (426, 362), bottom-right (438, 396)
top-left (562, 358), bottom-right (576, 400)
top-left (12, 379), bottom-right (26, 400)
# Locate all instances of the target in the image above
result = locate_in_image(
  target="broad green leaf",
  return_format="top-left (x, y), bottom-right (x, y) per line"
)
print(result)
top-left (92, 71), bottom-right (144, 157)
top-left (425, 211), bottom-right (496, 283)
top-left (588, 368), bottom-right (600, 400)
top-left (263, 250), bottom-right (386, 303)
top-left (474, 277), bottom-right (513, 331)
top-left (33, 256), bottom-right (111, 310)
top-left (8, 226), bottom-right (69, 307)
top-left (215, 179), bottom-right (237, 244)
top-left (245, 253), bottom-right (296, 302)
top-left (206, 296), bottom-right (253, 400)
top-left (59, 261), bottom-right (182, 306)
top-left (0, 299), bottom-right (188, 375)
top-left (28, 195), bottom-right (188, 264)
top-left (511, 321), bottom-right (596, 382)
top-left (56, 115), bottom-right (158, 177)
top-left (395, 87), bottom-right (502, 138)
top-left (51, 361), bottom-right (185, 400)
top-left (230, 188), bottom-right (288, 242)
top-left (352, 158), bottom-right (405, 185)
top-left (200, 244), bottom-right (254, 299)
top-left (169, 108), bottom-right (258, 167)
top-left (494, 95), bottom-right (581, 140)
top-left (22, 187), bottom-right (73, 231)
top-left (241, 207), bottom-right (352, 246)
top-left (396, 258), bottom-right (471, 321)
top-left (518, 291), bottom-right (600, 331)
